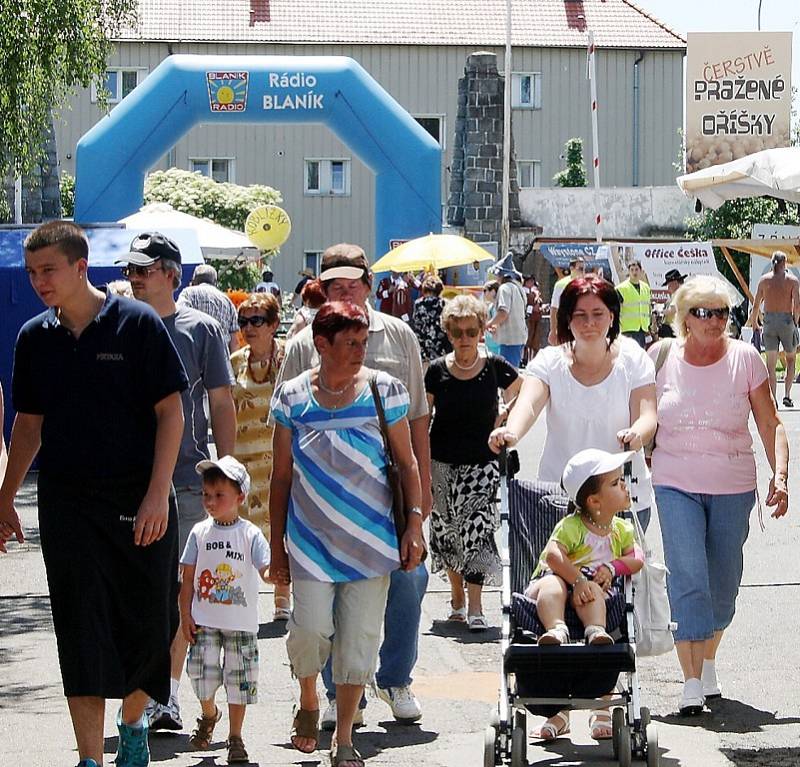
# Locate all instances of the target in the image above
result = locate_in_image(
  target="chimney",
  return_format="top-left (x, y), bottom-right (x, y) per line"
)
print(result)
top-left (249, 0), bottom-right (270, 26)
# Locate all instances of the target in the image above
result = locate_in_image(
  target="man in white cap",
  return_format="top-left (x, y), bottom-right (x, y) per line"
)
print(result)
top-left (748, 250), bottom-right (800, 407)
top-left (485, 252), bottom-right (528, 367)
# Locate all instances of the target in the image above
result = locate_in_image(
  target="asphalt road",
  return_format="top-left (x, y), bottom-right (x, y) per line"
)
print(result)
top-left (1, 415), bottom-right (799, 767)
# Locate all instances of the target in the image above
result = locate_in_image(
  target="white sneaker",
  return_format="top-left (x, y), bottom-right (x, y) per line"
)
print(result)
top-left (702, 667), bottom-right (722, 699)
top-left (376, 685), bottom-right (422, 723)
top-left (149, 694), bottom-right (183, 731)
top-left (679, 678), bottom-right (705, 717)
top-left (320, 700), bottom-right (365, 731)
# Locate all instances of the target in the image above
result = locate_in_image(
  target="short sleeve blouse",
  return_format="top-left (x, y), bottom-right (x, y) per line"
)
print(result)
top-left (525, 337), bottom-right (655, 512)
top-left (270, 370), bottom-right (407, 582)
top-left (649, 339), bottom-right (768, 494)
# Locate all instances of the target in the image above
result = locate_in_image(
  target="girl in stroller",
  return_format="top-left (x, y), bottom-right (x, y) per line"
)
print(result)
top-left (525, 448), bottom-right (644, 648)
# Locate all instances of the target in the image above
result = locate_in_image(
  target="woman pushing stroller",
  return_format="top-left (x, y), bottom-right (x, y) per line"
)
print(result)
top-left (525, 448), bottom-right (644, 647)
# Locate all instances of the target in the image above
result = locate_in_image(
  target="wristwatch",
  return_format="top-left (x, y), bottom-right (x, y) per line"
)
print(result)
top-left (408, 506), bottom-right (423, 516)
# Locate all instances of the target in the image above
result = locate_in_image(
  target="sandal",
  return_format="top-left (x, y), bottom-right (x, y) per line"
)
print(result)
top-left (273, 595), bottom-right (291, 622)
top-left (468, 613), bottom-right (489, 632)
top-left (447, 602), bottom-right (467, 622)
top-left (534, 710), bottom-right (570, 741)
top-left (331, 742), bottom-right (365, 767)
top-left (290, 707), bottom-right (319, 753)
top-left (226, 735), bottom-right (249, 763)
top-left (189, 706), bottom-right (222, 750)
top-left (589, 709), bottom-right (613, 740)
top-left (585, 624), bottom-right (614, 646)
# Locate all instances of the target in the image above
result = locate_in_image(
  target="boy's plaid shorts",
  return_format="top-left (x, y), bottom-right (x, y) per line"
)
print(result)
top-left (186, 627), bottom-right (259, 705)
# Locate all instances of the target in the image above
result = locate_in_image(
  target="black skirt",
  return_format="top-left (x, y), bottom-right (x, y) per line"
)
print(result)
top-left (37, 473), bottom-right (179, 703)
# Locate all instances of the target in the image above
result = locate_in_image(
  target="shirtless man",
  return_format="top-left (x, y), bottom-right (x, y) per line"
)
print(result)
top-left (748, 251), bottom-right (800, 406)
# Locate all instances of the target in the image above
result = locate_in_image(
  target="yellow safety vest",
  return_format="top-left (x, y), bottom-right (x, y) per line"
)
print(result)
top-left (617, 279), bottom-right (651, 333)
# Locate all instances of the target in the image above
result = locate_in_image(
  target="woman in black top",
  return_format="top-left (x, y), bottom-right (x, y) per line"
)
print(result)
top-left (425, 294), bottom-right (521, 631)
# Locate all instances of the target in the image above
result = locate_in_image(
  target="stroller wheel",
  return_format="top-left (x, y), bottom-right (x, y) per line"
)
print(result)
top-left (617, 724), bottom-right (632, 767)
top-left (611, 707), bottom-right (625, 759)
top-left (646, 725), bottom-right (660, 767)
top-left (483, 725), bottom-right (498, 767)
top-left (511, 710), bottom-right (527, 767)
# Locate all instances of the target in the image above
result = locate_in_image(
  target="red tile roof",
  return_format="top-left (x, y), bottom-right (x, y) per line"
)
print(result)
top-left (122, 0), bottom-right (685, 49)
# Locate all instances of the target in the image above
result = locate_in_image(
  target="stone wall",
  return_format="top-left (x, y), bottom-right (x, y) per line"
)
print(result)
top-left (446, 51), bottom-right (520, 242)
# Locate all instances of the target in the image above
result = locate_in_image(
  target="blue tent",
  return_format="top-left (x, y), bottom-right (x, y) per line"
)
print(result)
top-left (0, 226), bottom-right (203, 442)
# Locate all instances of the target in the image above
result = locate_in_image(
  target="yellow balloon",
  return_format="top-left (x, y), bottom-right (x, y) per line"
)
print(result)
top-left (245, 205), bottom-right (292, 251)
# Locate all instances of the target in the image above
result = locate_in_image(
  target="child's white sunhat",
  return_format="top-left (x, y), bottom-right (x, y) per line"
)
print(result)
top-left (561, 448), bottom-right (635, 503)
top-left (195, 455), bottom-right (251, 497)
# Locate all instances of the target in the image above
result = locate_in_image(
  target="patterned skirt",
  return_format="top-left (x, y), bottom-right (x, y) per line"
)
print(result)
top-left (430, 460), bottom-right (501, 586)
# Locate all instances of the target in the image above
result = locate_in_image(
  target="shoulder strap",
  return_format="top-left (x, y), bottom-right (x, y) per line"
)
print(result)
top-left (369, 375), bottom-right (395, 465)
top-left (653, 338), bottom-right (673, 379)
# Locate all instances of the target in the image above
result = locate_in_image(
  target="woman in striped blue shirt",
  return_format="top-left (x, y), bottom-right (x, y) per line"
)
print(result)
top-left (270, 301), bottom-right (425, 767)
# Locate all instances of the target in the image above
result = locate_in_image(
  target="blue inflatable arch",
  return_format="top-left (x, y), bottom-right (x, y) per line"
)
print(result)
top-left (74, 55), bottom-right (441, 257)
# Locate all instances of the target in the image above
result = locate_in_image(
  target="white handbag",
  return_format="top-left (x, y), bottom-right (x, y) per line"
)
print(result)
top-left (629, 505), bottom-right (676, 656)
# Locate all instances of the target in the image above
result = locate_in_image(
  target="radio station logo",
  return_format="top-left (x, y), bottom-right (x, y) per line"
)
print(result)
top-left (206, 71), bottom-right (249, 112)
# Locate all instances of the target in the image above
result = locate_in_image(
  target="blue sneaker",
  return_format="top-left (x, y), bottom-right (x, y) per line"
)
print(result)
top-left (76, 760), bottom-right (100, 767)
top-left (116, 708), bottom-right (150, 766)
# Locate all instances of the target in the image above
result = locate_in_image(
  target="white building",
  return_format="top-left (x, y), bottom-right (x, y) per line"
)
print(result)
top-left (55, 0), bottom-right (685, 288)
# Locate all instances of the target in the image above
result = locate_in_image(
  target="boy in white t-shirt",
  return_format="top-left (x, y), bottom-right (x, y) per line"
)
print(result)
top-left (179, 455), bottom-right (270, 764)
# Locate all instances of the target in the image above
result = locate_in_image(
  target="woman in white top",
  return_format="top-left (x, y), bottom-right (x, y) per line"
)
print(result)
top-left (489, 274), bottom-right (657, 741)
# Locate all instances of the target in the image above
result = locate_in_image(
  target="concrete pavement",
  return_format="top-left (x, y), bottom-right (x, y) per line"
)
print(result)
top-left (1, 416), bottom-right (799, 766)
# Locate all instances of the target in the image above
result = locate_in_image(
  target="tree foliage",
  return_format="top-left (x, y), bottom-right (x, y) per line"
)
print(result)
top-left (144, 168), bottom-right (284, 291)
top-left (553, 138), bottom-right (588, 188)
top-left (60, 173), bottom-right (76, 218)
top-left (0, 0), bottom-right (137, 178)
top-left (685, 197), bottom-right (800, 287)
top-left (143, 169), bottom-right (282, 231)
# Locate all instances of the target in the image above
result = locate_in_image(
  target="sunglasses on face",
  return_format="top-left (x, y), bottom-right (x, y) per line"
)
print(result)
top-left (121, 264), bottom-right (162, 279)
top-left (238, 315), bottom-right (270, 328)
top-left (450, 327), bottom-right (481, 339)
top-left (688, 307), bottom-right (729, 320)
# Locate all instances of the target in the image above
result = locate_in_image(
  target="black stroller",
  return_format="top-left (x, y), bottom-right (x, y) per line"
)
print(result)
top-left (484, 451), bottom-right (659, 767)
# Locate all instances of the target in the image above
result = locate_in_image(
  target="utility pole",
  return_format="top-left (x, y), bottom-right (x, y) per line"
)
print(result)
top-left (501, 0), bottom-right (512, 258)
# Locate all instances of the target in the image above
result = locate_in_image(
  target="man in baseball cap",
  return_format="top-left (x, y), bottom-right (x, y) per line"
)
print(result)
top-left (318, 243), bottom-right (370, 282)
top-left (117, 231), bottom-right (183, 266)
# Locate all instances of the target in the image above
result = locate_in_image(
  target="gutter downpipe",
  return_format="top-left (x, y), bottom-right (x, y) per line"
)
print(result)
top-left (632, 51), bottom-right (644, 187)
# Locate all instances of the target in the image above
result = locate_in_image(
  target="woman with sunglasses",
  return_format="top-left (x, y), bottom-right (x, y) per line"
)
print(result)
top-left (229, 292), bottom-right (291, 620)
top-left (426, 294), bottom-right (521, 631)
top-left (647, 275), bottom-right (788, 716)
top-left (488, 275), bottom-right (656, 740)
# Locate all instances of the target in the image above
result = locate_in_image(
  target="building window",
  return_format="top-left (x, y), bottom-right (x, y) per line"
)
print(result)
top-left (304, 251), bottom-right (323, 275)
top-left (304, 159), bottom-right (351, 196)
top-left (91, 68), bottom-right (146, 103)
top-left (414, 115), bottom-right (446, 150)
top-left (190, 158), bottom-right (234, 183)
top-left (517, 160), bottom-right (541, 188)
top-left (511, 72), bottom-right (542, 109)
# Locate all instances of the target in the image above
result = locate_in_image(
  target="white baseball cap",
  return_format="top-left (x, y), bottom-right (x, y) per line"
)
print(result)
top-left (195, 455), bottom-right (251, 497)
top-left (561, 448), bottom-right (635, 503)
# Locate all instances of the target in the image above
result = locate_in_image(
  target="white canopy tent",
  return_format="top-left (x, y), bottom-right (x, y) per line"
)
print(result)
top-left (677, 147), bottom-right (800, 210)
top-left (120, 203), bottom-right (260, 260)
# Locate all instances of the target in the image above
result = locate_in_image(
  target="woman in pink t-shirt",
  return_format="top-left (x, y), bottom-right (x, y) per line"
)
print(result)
top-left (649, 275), bottom-right (789, 717)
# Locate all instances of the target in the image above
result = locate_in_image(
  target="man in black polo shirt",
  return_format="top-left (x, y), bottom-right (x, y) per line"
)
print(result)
top-left (0, 221), bottom-right (187, 767)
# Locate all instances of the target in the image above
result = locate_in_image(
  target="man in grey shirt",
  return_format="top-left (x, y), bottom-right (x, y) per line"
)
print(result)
top-left (177, 263), bottom-right (241, 352)
top-left (118, 232), bottom-right (237, 731)
top-left (485, 252), bottom-right (528, 367)
top-left (276, 243), bottom-right (431, 727)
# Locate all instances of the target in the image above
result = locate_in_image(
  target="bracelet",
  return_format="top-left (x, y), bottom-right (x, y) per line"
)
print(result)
top-left (408, 506), bottom-right (423, 516)
top-left (602, 562), bottom-right (616, 577)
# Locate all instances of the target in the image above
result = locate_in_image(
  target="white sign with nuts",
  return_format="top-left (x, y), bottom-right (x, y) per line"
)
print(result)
top-left (685, 32), bottom-right (792, 174)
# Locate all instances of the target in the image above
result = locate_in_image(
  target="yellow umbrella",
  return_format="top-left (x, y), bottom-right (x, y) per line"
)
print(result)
top-left (371, 234), bottom-right (495, 273)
